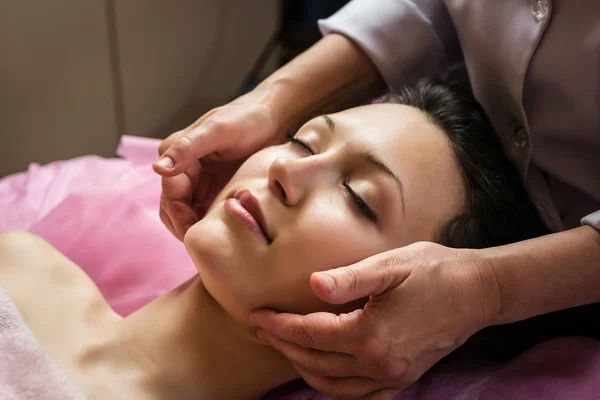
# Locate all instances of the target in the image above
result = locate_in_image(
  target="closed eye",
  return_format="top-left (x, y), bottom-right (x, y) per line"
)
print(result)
top-left (288, 133), bottom-right (377, 223)
top-left (287, 133), bottom-right (315, 155)
top-left (343, 181), bottom-right (378, 223)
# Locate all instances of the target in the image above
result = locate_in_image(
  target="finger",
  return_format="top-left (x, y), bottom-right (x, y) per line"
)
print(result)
top-left (157, 131), bottom-right (183, 157)
top-left (294, 365), bottom-right (382, 400)
top-left (160, 190), bottom-right (197, 240)
top-left (311, 250), bottom-right (413, 304)
top-left (160, 161), bottom-right (201, 201)
top-left (257, 330), bottom-right (358, 378)
top-left (153, 125), bottom-right (229, 176)
top-left (249, 309), bottom-right (362, 353)
top-left (157, 108), bottom-right (218, 157)
top-left (159, 197), bottom-right (183, 241)
top-left (159, 164), bottom-right (202, 237)
top-left (166, 199), bottom-right (199, 240)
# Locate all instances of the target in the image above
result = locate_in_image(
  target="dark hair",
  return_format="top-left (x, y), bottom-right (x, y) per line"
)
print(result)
top-left (387, 81), bottom-right (567, 363)
top-left (386, 80), bottom-right (549, 248)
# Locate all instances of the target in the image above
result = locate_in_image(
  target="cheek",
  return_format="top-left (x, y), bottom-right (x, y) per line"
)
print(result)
top-left (227, 147), bottom-right (285, 182)
top-left (261, 197), bottom-right (386, 314)
top-left (300, 196), bottom-right (385, 264)
top-left (210, 147), bottom-right (285, 206)
top-left (281, 219), bottom-right (380, 277)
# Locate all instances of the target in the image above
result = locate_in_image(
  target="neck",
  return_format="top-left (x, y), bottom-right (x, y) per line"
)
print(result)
top-left (95, 275), bottom-right (297, 399)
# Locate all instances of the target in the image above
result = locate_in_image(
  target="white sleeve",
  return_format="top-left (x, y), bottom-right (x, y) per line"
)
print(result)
top-left (318, 0), bottom-right (462, 92)
top-left (581, 210), bottom-right (600, 230)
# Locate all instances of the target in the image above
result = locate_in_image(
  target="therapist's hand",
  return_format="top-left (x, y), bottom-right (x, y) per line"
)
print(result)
top-left (250, 242), bottom-right (500, 399)
top-left (153, 94), bottom-right (284, 240)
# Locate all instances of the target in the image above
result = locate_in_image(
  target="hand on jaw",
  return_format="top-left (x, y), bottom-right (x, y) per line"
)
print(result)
top-left (249, 242), bottom-right (498, 400)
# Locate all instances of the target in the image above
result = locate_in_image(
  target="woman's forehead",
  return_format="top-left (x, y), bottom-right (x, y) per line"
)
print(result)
top-left (334, 103), bottom-right (427, 124)
top-left (330, 103), bottom-right (450, 157)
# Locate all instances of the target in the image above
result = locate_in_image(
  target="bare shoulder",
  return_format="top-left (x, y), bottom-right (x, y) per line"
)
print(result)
top-left (0, 230), bottom-right (103, 314)
top-left (0, 231), bottom-right (120, 374)
top-left (0, 230), bottom-right (75, 280)
top-left (0, 230), bottom-right (59, 256)
top-left (0, 229), bottom-right (48, 248)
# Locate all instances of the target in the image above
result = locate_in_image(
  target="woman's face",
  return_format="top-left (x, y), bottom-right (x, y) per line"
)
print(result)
top-left (184, 103), bottom-right (465, 322)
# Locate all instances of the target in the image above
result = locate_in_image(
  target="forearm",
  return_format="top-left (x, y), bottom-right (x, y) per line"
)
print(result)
top-left (252, 34), bottom-right (386, 135)
top-left (483, 226), bottom-right (600, 326)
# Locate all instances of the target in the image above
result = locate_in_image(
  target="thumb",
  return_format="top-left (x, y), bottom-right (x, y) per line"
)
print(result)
top-left (153, 125), bottom-right (228, 176)
top-left (310, 250), bottom-right (412, 304)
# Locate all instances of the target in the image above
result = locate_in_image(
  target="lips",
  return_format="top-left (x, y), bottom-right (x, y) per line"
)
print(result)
top-left (225, 189), bottom-right (272, 243)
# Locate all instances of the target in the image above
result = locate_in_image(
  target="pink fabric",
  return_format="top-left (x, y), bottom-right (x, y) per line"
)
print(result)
top-left (1, 136), bottom-right (599, 399)
top-left (269, 337), bottom-right (600, 399)
top-left (0, 284), bottom-right (84, 399)
top-left (0, 136), bottom-right (196, 316)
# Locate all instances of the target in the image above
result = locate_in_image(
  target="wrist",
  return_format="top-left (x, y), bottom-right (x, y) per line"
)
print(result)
top-left (476, 227), bottom-right (600, 327)
top-left (469, 248), bottom-right (504, 330)
top-left (250, 34), bottom-right (386, 139)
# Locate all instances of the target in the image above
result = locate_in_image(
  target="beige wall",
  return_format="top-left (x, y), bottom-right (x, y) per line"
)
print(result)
top-left (0, 0), bottom-right (278, 178)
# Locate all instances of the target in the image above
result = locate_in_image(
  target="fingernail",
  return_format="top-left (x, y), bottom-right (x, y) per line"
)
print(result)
top-left (156, 157), bottom-right (174, 169)
top-left (316, 273), bottom-right (336, 293)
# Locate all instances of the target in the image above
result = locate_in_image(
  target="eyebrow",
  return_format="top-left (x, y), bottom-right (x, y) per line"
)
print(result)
top-left (321, 115), bottom-right (406, 214)
top-left (323, 114), bottom-right (335, 132)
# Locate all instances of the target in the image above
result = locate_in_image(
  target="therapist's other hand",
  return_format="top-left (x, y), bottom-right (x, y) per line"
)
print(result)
top-left (250, 242), bottom-right (499, 399)
top-left (153, 94), bottom-right (283, 240)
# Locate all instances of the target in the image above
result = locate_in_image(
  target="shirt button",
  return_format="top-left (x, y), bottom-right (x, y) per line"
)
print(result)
top-left (532, 0), bottom-right (549, 22)
top-left (511, 121), bottom-right (529, 149)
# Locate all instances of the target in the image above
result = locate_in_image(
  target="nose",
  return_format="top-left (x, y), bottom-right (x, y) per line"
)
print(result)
top-left (268, 156), bottom-right (328, 206)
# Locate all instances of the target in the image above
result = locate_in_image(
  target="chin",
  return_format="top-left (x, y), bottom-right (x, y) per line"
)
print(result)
top-left (183, 215), bottom-right (264, 321)
top-left (184, 215), bottom-right (233, 273)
